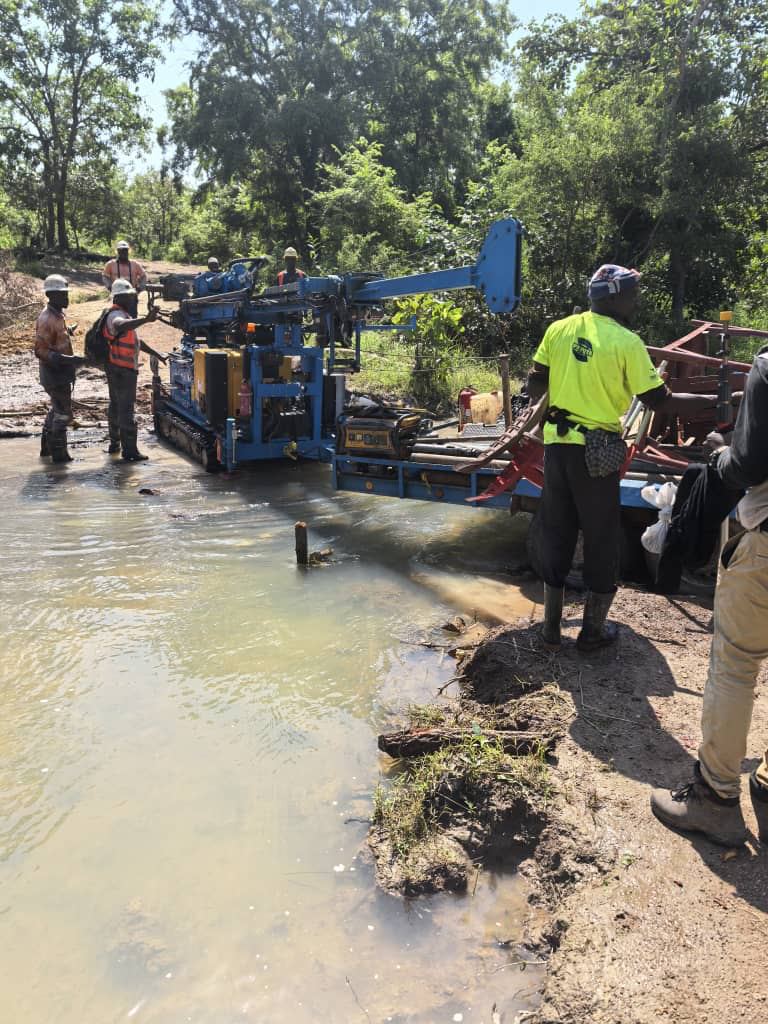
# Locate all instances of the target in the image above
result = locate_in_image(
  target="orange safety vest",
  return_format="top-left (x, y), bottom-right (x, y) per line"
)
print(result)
top-left (104, 306), bottom-right (139, 371)
top-left (277, 269), bottom-right (306, 286)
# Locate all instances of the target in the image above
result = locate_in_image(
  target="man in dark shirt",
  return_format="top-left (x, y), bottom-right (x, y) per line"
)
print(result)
top-left (651, 346), bottom-right (768, 846)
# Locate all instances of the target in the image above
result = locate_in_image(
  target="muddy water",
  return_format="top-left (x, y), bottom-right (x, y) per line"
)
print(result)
top-left (0, 436), bottom-right (543, 1024)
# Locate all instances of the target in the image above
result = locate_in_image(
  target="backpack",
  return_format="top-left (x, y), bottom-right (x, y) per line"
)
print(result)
top-left (84, 308), bottom-right (112, 367)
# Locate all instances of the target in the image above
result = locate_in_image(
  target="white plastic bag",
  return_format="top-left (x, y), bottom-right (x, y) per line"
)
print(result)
top-left (640, 481), bottom-right (678, 555)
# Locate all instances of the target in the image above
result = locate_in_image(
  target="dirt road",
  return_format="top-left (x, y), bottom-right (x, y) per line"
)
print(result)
top-left (511, 588), bottom-right (768, 1023)
top-left (0, 258), bottom-right (191, 435)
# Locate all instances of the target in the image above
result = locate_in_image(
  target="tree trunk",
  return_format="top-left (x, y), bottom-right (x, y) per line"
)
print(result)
top-left (670, 247), bottom-right (686, 325)
top-left (45, 197), bottom-right (55, 250)
top-left (55, 177), bottom-right (69, 251)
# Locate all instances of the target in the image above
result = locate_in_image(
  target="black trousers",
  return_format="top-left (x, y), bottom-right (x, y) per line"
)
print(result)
top-left (538, 443), bottom-right (620, 594)
top-left (106, 364), bottom-right (138, 440)
top-left (39, 364), bottom-right (73, 445)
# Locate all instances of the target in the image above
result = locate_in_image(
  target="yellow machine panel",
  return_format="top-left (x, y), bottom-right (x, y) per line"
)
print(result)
top-left (193, 347), bottom-right (209, 407)
top-left (193, 348), bottom-right (244, 417)
top-left (226, 349), bottom-right (244, 416)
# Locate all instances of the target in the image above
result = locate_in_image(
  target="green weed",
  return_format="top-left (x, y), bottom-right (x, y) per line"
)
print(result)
top-left (373, 732), bottom-right (550, 862)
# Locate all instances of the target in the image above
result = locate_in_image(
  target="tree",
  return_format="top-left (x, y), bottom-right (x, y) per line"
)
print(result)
top-left (311, 139), bottom-right (432, 272)
top-left (0, 0), bottom-right (161, 250)
top-left (167, 0), bottom-right (512, 246)
top-left (518, 0), bottom-right (768, 324)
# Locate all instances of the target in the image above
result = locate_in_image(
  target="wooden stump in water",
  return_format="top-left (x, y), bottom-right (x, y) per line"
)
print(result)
top-left (295, 521), bottom-right (308, 566)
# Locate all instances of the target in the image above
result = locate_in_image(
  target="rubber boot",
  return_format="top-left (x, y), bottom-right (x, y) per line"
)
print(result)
top-left (120, 428), bottom-right (148, 462)
top-left (107, 437), bottom-right (121, 454)
top-left (541, 585), bottom-right (564, 651)
top-left (50, 436), bottom-right (73, 463)
top-left (650, 762), bottom-right (748, 847)
top-left (576, 591), bottom-right (618, 653)
top-left (40, 428), bottom-right (50, 458)
top-left (749, 771), bottom-right (768, 843)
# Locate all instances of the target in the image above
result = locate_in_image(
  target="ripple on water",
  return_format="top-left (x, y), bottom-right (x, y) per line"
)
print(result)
top-left (0, 439), bottom-right (537, 1024)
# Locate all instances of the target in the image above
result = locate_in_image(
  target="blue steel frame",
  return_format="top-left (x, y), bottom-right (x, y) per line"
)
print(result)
top-left (332, 453), bottom-right (657, 512)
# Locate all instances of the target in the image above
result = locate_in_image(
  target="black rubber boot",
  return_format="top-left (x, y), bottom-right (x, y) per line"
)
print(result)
top-left (120, 429), bottom-right (148, 462)
top-left (651, 762), bottom-right (748, 847)
top-left (541, 585), bottom-right (564, 650)
top-left (749, 771), bottom-right (768, 843)
top-left (40, 429), bottom-right (50, 457)
top-left (50, 441), bottom-right (73, 463)
top-left (576, 591), bottom-right (618, 653)
top-left (107, 439), bottom-right (121, 454)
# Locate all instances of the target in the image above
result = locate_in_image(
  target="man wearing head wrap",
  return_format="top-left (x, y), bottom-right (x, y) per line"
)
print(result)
top-left (526, 264), bottom-right (720, 653)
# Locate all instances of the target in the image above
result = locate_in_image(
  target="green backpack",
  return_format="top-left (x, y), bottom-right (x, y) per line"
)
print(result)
top-left (84, 308), bottom-right (112, 367)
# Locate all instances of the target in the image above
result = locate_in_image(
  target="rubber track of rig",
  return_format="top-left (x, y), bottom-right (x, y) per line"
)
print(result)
top-left (153, 406), bottom-right (220, 472)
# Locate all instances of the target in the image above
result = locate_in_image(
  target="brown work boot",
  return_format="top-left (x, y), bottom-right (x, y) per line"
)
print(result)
top-left (749, 771), bottom-right (768, 843)
top-left (650, 762), bottom-right (747, 847)
top-left (576, 591), bottom-right (618, 652)
top-left (541, 585), bottom-right (563, 650)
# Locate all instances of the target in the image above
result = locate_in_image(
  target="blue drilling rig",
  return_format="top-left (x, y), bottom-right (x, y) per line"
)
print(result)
top-left (149, 219), bottom-right (523, 472)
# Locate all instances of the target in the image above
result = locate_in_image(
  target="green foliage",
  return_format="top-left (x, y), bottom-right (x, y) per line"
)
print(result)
top-left (312, 140), bottom-right (432, 272)
top-left (515, 0), bottom-right (768, 327)
top-left (0, 0), bottom-right (161, 249)
top-left (393, 295), bottom-right (465, 408)
top-left (167, 0), bottom-right (513, 246)
top-left (372, 731), bottom-right (549, 860)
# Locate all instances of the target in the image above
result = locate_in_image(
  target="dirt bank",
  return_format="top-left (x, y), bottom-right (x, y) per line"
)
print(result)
top-left (0, 258), bottom-right (192, 434)
top-left (372, 589), bottom-right (768, 1023)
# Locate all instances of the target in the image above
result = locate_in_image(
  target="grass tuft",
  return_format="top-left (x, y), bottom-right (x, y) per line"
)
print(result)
top-left (373, 730), bottom-right (550, 864)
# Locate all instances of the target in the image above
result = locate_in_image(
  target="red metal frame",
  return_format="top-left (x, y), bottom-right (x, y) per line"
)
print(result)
top-left (468, 318), bottom-right (764, 502)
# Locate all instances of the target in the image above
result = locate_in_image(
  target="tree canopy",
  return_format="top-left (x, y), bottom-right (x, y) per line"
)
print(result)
top-left (1, 0), bottom-right (767, 348)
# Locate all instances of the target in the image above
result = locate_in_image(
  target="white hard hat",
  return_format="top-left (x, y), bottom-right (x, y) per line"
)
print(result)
top-left (111, 278), bottom-right (137, 297)
top-left (116, 239), bottom-right (130, 249)
top-left (283, 246), bottom-right (298, 259)
top-left (43, 274), bottom-right (69, 292)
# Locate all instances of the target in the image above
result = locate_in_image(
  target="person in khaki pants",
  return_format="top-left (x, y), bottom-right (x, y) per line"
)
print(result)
top-left (651, 346), bottom-right (768, 847)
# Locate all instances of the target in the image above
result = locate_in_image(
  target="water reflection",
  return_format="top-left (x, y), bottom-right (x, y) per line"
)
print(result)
top-left (0, 438), bottom-right (542, 1023)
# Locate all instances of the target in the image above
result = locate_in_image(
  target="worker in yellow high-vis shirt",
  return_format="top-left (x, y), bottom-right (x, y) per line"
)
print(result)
top-left (526, 264), bottom-right (719, 653)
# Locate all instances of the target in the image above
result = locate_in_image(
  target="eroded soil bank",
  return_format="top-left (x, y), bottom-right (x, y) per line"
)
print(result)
top-left (371, 589), bottom-right (768, 1024)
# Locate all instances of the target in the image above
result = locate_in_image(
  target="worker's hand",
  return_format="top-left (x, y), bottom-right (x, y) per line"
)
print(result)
top-left (67, 323), bottom-right (78, 336)
top-left (146, 307), bottom-right (159, 322)
top-left (704, 431), bottom-right (727, 452)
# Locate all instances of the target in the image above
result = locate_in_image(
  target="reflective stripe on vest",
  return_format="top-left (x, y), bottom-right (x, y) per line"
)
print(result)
top-left (104, 306), bottom-right (139, 371)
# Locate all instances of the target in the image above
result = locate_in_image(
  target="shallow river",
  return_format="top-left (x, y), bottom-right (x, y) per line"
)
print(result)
top-left (0, 436), bottom-right (543, 1024)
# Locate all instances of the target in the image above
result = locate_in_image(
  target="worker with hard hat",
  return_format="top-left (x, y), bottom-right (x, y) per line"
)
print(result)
top-left (277, 247), bottom-right (305, 286)
top-left (34, 275), bottom-right (86, 463)
top-left (102, 240), bottom-right (147, 316)
top-left (102, 279), bottom-right (158, 461)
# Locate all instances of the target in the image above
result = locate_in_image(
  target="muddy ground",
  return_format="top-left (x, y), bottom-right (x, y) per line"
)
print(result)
top-left (0, 258), bottom-right (190, 435)
top-left (372, 588), bottom-right (768, 1023)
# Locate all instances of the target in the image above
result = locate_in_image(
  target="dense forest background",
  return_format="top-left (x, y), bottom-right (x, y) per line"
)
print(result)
top-left (1, 0), bottom-right (767, 353)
